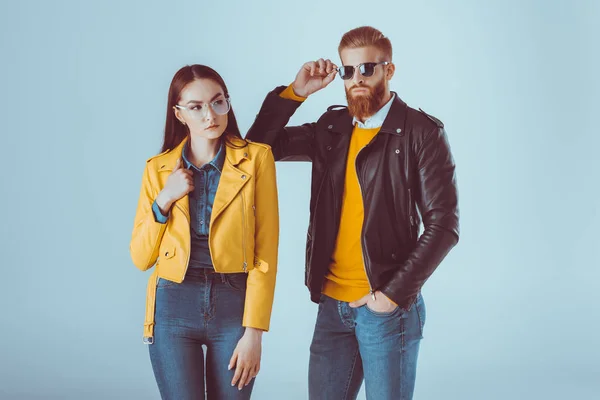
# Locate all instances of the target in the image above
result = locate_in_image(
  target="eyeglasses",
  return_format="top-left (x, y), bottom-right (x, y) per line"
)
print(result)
top-left (336, 61), bottom-right (390, 80)
top-left (175, 96), bottom-right (231, 120)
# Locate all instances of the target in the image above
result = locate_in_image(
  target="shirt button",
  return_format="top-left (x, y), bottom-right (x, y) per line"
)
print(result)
top-left (241, 175), bottom-right (246, 179)
top-left (395, 149), bottom-right (400, 154)
top-left (328, 124), bottom-right (333, 130)
top-left (396, 128), bottom-right (402, 133)
top-left (165, 251), bottom-right (169, 257)
top-left (326, 145), bottom-right (332, 151)
top-left (200, 220), bottom-right (204, 225)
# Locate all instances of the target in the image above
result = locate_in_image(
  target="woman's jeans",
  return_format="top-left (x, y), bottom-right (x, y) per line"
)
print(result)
top-left (149, 268), bottom-right (252, 400)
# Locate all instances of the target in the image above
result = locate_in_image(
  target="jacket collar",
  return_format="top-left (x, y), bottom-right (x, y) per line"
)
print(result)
top-left (379, 93), bottom-right (408, 136)
top-left (153, 135), bottom-right (251, 220)
top-left (155, 135), bottom-right (249, 172)
top-left (182, 141), bottom-right (225, 172)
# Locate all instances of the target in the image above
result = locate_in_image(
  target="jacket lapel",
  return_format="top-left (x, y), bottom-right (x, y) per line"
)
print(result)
top-left (154, 136), bottom-right (251, 225)
top-left (155, 139), bottom-right (190, 218)
top-left (210, 139), bottom-right (251, 225)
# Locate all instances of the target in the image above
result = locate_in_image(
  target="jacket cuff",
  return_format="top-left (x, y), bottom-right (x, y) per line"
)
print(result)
top-left (152, 200), bottom-right (169, 224)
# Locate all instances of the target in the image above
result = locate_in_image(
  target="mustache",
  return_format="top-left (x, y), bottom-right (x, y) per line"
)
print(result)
top-left (349, 84), bottom-right (370, 90)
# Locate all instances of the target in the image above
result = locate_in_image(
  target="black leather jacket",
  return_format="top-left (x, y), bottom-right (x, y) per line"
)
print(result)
top-left (246, 86), bottom-right (460, 310)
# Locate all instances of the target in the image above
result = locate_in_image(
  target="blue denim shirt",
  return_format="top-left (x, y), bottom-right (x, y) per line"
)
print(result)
top-left (152, 142), bottom-right (225, 268)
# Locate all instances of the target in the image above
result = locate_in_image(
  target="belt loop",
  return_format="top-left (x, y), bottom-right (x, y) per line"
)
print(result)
top-left (220, 273), bottom-right (226, 283)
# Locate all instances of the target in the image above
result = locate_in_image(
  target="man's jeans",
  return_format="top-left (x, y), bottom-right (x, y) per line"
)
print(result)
top-left (309, 293), bottom-right (426, 400)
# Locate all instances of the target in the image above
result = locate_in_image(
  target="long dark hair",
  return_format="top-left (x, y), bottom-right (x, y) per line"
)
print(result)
top-left (161, 64), bottom-right (245, 153)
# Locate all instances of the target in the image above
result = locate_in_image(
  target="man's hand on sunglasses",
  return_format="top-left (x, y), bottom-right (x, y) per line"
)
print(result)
top-left (291, 58), bottom-right (338, 98)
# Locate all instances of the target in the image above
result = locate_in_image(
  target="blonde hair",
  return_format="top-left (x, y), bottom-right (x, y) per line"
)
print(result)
top-left (338, 26), bottom-right (392, 61)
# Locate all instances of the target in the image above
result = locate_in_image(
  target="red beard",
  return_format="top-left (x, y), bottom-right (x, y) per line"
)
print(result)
top-left (345, 79), bottom-right (386, 121)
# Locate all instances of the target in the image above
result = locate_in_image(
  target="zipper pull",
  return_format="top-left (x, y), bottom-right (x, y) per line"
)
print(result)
top-left (370, 290), bottom-right (376, 301)
top-left (410, 215), bottom-right (415, 226)
top-left (242, 262), bottom-right (248, 273)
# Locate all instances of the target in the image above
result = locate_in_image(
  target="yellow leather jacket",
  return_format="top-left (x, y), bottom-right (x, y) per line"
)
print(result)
top-left (130, 136), bottom-right (279, 342)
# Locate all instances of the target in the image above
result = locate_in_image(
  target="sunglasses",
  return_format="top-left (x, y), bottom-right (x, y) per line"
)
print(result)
top-left (336, 61), bottom-right (390, 80)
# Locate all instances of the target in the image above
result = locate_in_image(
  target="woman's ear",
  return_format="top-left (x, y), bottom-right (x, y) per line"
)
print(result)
top-left (173, 106), bottom-right (186, 125)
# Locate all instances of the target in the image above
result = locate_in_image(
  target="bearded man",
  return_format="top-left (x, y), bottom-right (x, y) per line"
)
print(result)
top-left (247, 26), bottom-right (460, 400)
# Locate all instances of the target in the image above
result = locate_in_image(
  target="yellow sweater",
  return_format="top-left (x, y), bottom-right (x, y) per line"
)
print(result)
top-left (280, 85), bottom-right (379, 303)
top-left (323, 125), bottom-right (379, 302)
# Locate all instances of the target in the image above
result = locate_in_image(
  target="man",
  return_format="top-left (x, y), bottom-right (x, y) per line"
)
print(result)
top-left (247, 26), bottom-right (459, 399)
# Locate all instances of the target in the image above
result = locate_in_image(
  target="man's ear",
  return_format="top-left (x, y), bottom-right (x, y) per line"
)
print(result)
top-left (386, 63), bottom-right (396, 81)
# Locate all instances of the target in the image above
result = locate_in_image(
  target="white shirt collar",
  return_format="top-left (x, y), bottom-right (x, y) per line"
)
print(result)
top-left (352, 93), bottom-right (396, 129)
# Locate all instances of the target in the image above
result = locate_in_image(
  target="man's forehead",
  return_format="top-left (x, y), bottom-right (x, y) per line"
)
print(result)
top-left (340, 46), bottom-right (385, 64)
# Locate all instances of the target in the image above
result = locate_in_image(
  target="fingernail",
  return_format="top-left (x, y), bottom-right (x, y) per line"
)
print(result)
top-left (228, 364), bottom-right (231, 370)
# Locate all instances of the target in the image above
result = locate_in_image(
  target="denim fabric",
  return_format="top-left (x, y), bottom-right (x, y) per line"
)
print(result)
top-left (308, 293), bottom-right (426, 400)
top-left (149, 268), bottom-right (252, 400)
top-left (152, 142), bottom-right (225, 269)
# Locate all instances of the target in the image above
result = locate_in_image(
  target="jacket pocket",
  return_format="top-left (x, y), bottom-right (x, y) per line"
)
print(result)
top-left (407, 188), bottom-right (416, 240)
top-left (253, 256), bottom-right (269, 273)
top-left (159, 246), bottom-right (176, 260)
top-left (306, 221), bottom-right (313, 266)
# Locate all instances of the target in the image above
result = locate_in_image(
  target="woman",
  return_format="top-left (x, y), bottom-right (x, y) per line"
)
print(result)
top-left (130, 64), bottom-right (279, 399)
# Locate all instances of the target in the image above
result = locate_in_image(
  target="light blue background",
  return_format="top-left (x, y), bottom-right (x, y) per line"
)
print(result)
top-left (1, 0), bottom-right (598, 399)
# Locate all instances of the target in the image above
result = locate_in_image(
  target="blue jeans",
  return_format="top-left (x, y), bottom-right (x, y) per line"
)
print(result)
top-left (309, 293), bottom-right (426, 400)
top-left (149, 268), bottom-right (253, 400)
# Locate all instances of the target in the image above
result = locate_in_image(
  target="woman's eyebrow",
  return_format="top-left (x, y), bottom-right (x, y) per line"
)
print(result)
top-left (185, 93), bottom-right (224, 105)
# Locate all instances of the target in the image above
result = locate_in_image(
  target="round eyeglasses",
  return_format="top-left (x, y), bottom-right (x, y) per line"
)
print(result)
top-left (175, 96), bottom-right (231, 120)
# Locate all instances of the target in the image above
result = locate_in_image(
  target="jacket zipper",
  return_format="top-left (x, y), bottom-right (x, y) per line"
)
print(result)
top-left (240, 191), bottom-right (248, 272)
top-left (355, 146), bottom-right (375, 300)
top-left (176, 192), bottom-right (248, 275)
top-left (175, 203), bottom-right (192, 279)
top-left (329, 173), bottom-right (337, 220)
top-left (307, 174), bottom-right (327, 277)
top-left (408, 188), bottom-right (415, 239)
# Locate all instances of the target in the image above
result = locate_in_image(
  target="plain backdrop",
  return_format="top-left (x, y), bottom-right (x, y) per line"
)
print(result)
top-left (1, 0), bottom-right (598, 399)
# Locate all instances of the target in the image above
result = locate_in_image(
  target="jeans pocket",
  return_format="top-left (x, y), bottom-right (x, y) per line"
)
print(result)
top-left (414, 294), bottom-right (426, 338)
top-left (364, 303), bottom-right (401, 317)
top-left (224, 273), bottom-right (248, 292)
top-left (157, 277), bottom-right (176, 289)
